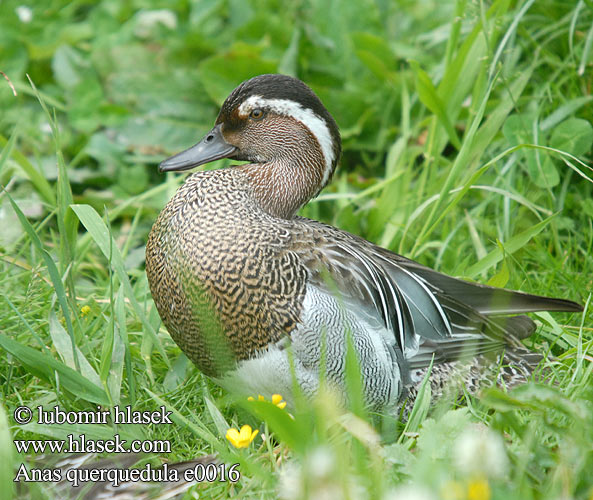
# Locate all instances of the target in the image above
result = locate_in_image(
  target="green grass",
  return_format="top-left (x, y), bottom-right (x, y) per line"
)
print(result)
top-left (1, 0), bottom-right (592, 499)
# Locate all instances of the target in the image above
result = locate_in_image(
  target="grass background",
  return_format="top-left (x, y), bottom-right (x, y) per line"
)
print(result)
top-left (0, 0), bottom-right (592, 498)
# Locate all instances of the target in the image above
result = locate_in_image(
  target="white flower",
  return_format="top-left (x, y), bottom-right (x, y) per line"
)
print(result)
top-left (134, 9), bottom-right (177, 38)
top-left (277, 446), bottom-right (367, 500)
top-left (15, 6), bottom-right (33, 23)
top-left (454, 424), bottom-right (509, 478)
top-left (308, 446), bottom-right (334, 480)
top-left (277, 462), bottom-right (302, 500)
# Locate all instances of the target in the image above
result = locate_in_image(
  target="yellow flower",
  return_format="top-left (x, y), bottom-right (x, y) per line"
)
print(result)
top-left (226, 425), bottom-right (259, 449)
top-left (467, 478), bottom-right (490, 500)
top-left (80, 305), bottom-right (91, 317)
top-left (271, 394), bottom-right (287, 409)
top-left (247, 394), bottom-right (287, 409)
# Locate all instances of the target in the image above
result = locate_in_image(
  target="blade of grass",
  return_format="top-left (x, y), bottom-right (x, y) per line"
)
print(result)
top-left (244, 399), bottom-right (304, 452)
top-left (71, 204), bottom-right (169, 366)
top-left (12, 80), bottom-right (66, 111)
top-left (410, 61), bottom-right (461, 150)
top-left (443, 0), bottom-right (468, 69)
top-left (465, 214), bottom-right (557, 278)
top-left (412, 66), bottom-right (534, 256)
top-left (0, 292), bottom-right (50, 353)
top-left (113, 285), bottom-right (131, 405)
top-left (0, 334), bottom-right (108, 405)
top-left (204, 396), bottom-right (231, 439)
top-left (49, 310), bottom-right (101, 387)
top-left (400, 357), bottom-right (434, 443)
top-left (488, 0), bottom-right (536, 80)
top-left (100, 213), bottom-right (117, 399)
top-left (344, 328), bottom-right (368, 420)
top-left (578, 14), bottom-right (593, 76)
top-left (540, 96), bottom-right (593, 131)
top-left (0, 127), bottom-right (19, 184)
top-left (26, 76), bottom-right (78, 303)
top-left (145, 389), bottom-right (220, 449)
top-left (3, 188), bottom-right (79, 371)
top-left (0, 134), bottom-right (56, 206)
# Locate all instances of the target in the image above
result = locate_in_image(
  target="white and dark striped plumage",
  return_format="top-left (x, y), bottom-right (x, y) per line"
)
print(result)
top-left (146, 74), bottom-right (582, 413)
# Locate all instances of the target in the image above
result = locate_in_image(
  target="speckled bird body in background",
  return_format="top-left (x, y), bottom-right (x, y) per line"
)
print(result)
top-left (146, 74), bottom-right (582, 413)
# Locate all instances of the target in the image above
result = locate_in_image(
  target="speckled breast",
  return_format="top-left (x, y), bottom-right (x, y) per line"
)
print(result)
top-left (145, 168), bottom-right (307, 376)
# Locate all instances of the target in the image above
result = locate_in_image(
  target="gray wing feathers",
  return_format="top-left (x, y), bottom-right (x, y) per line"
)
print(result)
top-left (373, 254), bottom-right (452, 339)
top-left (394, 259), bottom-right (582, 314)
top-left (296, 217), bottom-right (581, 376)
top-left (313, 241), bottom-right (454, 356)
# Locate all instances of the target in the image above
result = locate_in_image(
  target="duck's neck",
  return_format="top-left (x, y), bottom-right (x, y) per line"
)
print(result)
top-left (239, 155), bottom-right (326, 220)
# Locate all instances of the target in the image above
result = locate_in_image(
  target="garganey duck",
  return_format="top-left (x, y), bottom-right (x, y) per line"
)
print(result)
top-left (146, 74), bottom-right (582, 413)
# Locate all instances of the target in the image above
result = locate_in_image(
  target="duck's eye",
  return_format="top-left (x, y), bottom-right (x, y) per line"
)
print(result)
top-left (249, 108), bottom-right (264, 120)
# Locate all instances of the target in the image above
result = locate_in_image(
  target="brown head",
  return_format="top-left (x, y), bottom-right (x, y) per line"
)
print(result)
top-left (159, 74), bottom-right (342, 218)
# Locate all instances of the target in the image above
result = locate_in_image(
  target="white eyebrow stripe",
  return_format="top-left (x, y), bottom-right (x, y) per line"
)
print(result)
top-left (238, 95), bottom-right (335, 185)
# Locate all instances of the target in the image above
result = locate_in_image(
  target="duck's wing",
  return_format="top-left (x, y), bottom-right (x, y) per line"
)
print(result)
top-left (301, 238), bottom-right (452, 356)
top-left (294, 218), bottom-right (582, 368)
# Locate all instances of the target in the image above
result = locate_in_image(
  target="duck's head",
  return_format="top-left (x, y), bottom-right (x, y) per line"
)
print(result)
top-left (159, 74), bottom-right (341, 217)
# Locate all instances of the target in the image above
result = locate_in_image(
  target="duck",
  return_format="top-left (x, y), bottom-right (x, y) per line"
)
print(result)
top-left (146, 73), bottom-right (582, 413)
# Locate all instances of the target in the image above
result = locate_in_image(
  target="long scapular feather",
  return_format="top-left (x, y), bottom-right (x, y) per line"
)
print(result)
top-left (403, 265), bottom-right (583, 315)
top-left (381, 262), bottom-right (452, 340)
